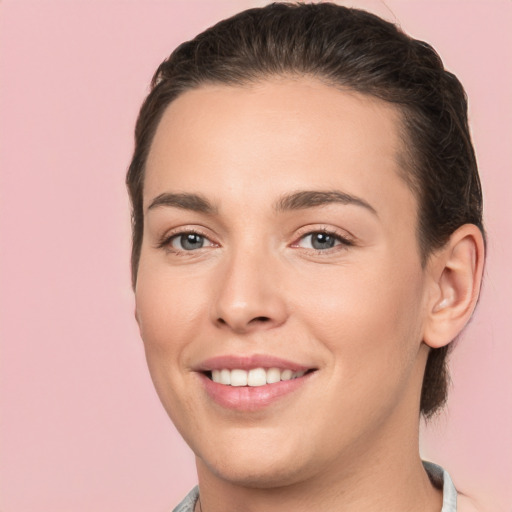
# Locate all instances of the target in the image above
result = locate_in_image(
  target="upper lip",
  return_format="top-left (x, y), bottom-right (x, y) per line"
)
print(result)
top-left (196, 354), bottom-right (314, 372)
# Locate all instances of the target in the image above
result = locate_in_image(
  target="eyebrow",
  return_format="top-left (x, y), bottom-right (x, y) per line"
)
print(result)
top-left (146, 189), bottom-right (377, 216)
top-left (147, 192), bottom-right (218, 214)
top-left (274, 190), bottom-right (377, 215)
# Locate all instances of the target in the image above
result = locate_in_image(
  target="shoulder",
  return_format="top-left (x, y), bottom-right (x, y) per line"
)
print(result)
top-left (172, 486), bottom-right (199, 512)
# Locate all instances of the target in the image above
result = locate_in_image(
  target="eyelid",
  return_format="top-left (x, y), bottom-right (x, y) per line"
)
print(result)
top-left (290, 226), bottom-right (355, 251)
top-left (170, 233), bottom-right (215, 251)
top-left (292, 225), bottom-right (355, 242)
top-left (156, 226), bottom-right (219, 253)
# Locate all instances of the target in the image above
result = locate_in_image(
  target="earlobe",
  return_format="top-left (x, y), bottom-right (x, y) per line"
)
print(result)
top-left (423, 224), bottom-right (485, 349)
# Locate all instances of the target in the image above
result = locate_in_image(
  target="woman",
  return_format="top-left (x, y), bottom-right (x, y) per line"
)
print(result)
top-left (126, 3), bottom-right (485, 511)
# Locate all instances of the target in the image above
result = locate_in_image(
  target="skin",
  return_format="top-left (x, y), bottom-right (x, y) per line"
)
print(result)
top-left (135, 77), bottom-right (484, 511)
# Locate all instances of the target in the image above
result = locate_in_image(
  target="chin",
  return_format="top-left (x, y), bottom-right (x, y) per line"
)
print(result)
top-left (189, 426), bottom-right (316, 488)
top-left (199, 454), bottom-right (308, 489)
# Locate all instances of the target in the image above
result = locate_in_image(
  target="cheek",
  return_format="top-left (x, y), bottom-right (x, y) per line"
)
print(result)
top-left (134, 264), bottom-right (209, 430)
top-left (292, 257), bottom-right (426, 379)
top-left (134, 262), bottom-right (206, 369)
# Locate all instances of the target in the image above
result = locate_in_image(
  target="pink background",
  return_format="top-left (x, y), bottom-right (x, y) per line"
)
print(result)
top-left (1, 1), bottom-right (510, 510)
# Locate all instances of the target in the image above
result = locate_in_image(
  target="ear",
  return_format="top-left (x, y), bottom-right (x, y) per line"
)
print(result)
top-left (423, 224), bottom-right (485, 349)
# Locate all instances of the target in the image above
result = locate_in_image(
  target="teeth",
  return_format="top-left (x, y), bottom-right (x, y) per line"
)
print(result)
top-left (220, 369), bottom-right (231, 385)
top-left (230, 369), bottom-right (248, 387)
top-left (210, 367), bottom-right (307, 386)
top-left (248, 368), bottom-right (267, 387)
top-left (266, 367), bottom-right (281, 384)
top-left (281, 369), bottom-right (293, 381)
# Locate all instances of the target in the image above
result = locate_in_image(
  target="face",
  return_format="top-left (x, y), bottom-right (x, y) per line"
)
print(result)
top-left (135, 78), bottom-right (432, 488)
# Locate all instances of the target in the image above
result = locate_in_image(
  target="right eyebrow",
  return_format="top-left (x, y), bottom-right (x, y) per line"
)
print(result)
top-left (147, 192), bottom-right (218, 214)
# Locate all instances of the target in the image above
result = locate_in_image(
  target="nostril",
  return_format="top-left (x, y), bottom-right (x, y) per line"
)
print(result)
top-left (214, 315), bottom-right (273, 331)
top-left (251, 316), bottom-right (271, 323)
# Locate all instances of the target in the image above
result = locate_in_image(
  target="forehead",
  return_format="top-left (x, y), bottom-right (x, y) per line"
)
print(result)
top-left (144, 77), bottom-right (415, 223)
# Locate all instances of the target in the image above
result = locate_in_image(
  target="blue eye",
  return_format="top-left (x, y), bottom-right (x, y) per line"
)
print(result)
top-left (308, 232), bottom-right (337, 250)
top-left (170, 233), bottom-right (211, 251)
top-left (297, 231), bottom-right (351, 251)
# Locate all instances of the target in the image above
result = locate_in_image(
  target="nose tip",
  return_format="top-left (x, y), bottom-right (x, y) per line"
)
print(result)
top-left (212, 259), bottom-right (288, 334)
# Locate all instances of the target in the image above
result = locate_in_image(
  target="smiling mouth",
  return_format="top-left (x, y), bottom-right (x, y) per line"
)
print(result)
top-left (204, 367), bottom-right (316, 387)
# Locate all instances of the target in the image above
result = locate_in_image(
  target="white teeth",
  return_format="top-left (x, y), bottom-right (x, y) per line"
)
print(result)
top-left (220, 369), bottom-right (231, 385)
top-left (266, 367), bottom-right (281, 384)
top-left (280, 369), bottom-right (293, 381)
top-left (248, 368), bottom-right (267, 387)
top-left (230, 369), bottom-right (248, 387)
top-left (210, 367), bottom-right (308, 386)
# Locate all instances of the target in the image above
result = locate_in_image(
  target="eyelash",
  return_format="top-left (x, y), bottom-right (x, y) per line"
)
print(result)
top-left (157, 228), bottom-right (215, 254)
top-left (291, 228), bottom-right (354, 254)
top-left (157, 228), bottom-right (354, 255)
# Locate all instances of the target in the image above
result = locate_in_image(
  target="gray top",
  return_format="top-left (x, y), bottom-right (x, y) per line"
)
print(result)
top-left (172, 486), bottom-right (199, 512)
top-left (172, 461), bottom-right (457, 512)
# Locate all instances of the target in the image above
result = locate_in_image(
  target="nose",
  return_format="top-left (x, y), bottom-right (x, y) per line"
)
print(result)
top-left (211, 249), bottom-right (288, 334)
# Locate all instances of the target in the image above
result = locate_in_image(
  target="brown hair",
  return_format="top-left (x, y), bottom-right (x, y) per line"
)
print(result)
top-left (126, 2), bottom-right (484, 417)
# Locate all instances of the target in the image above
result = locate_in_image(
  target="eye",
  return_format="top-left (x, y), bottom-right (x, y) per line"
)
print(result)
top-left (168, 232), bottom-right (215, 251)
top-left (294, 231), bottom-right (352, 251)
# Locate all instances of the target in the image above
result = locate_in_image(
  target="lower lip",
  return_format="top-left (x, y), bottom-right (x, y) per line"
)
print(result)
top-left (199, 372), bottom-right (314, 411)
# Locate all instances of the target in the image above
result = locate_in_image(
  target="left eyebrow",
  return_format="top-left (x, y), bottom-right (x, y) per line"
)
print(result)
top-left (274, 190), bottom-right (378, 216)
